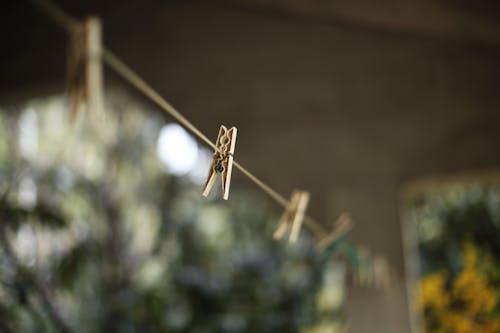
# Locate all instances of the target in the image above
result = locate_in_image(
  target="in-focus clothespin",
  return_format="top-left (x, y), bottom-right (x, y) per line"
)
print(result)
top-left (67, 16), bottom-right (103, 122)
top-left (316, 212), bottom-right (354, 251)
top-left (202, 125), bottom-right (237, 200)
top-left (273, 190), bottom-right (310, 243)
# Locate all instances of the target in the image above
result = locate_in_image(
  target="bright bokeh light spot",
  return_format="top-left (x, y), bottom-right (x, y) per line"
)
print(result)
top-left (18, 177), bottom-right (37, 208)
top-left (156, 124), bottom-right (198, 176)
top-left (16, 224), bottom-right (36, 266)
top-left (18, 108), bottom-right (38, 160)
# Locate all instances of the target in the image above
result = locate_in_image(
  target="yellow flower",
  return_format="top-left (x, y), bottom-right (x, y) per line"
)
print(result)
top-left (417, 243), bottom-right (500, 333)
top-left (462, 242), bottom-right (478, 267)
top-left (415, 271), bottom-right (449, 311)
top-left (453, 243), bottom-right (497, 314)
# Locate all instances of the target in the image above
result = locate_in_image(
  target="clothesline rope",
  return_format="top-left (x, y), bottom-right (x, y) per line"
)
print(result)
top-left (30, 0), bottom-right (331, 240)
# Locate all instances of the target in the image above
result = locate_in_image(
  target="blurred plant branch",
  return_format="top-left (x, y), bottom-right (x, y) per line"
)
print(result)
top-left (0, 183), bottom-right (74, 333)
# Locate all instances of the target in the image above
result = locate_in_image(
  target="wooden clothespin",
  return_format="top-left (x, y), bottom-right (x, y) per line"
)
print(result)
top-left (355, 246), bottom-right (372, 287)
top-left (202, 125), bottom-right (238, 200)
top-left (273, 190), bottom-right (310, 243)
top-left (372, 255), bottom-right (391, 289)
top-left (67, 16), bottom-right (103, 122)
top-left (316, 212), bottom-right (354, 251)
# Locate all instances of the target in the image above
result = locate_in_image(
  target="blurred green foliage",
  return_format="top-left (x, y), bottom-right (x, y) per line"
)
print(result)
top-left (0, 94), bottom-right (346, 333)
top-left (407, 181), bottom-right (500, 332)
top-left (408, 183), bottom-right (500, 276)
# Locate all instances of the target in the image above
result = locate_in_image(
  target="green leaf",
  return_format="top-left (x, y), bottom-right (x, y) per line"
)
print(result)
top-left (32, 202), bottom-right (67, 228)
top-left (0, 200), bottom-right (67, 229)
top-left (57, 242), bottom-right (89, 289)
top-left (0, 199), bottom-right (29, 229)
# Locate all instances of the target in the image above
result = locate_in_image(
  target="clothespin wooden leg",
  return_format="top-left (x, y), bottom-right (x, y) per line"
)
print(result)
top-left (202, 170), bottom-right (217, 197)
top-left (66, 16), bottom-right (103, 123)
top-left (221, 127), bottom-right (237, 200)
top-left (289, 191), bottom-right (310, 243)
top-left (316, 212), bottom-right (354, 251)
top-left (273, 190), bottom-right (309, 243)
top-left (274, 191), bottom-right (299, 240)
top-left (273, 221), bottom-right (289, 240)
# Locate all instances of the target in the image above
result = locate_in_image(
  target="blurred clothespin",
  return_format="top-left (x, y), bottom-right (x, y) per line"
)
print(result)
top-left (355, 246), bottom-right (372, 287)
top-left (67, 16), bottom-right (104, 122)
top-left (202, 125), bottom-right (238, 200)
top-left (273, 190), bottom-right (310, 243)
top-left (372, 255), bottom-right (391, 289)
top-left (316, 212), bottom-right (354, 251)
